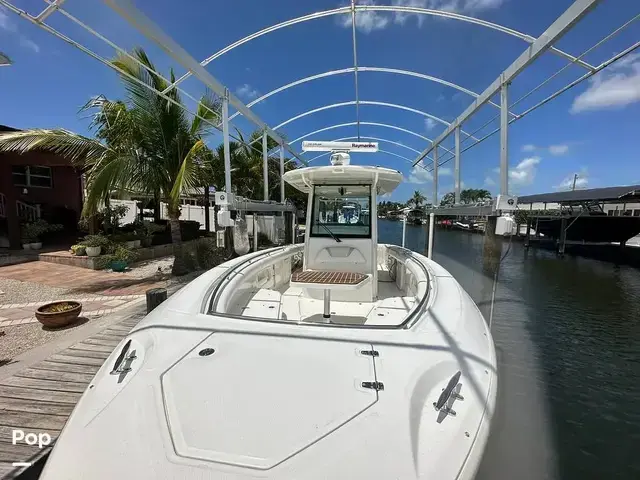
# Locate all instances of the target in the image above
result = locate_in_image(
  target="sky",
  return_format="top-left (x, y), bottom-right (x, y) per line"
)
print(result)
top-left (1, 0), bottom-right (639, 203)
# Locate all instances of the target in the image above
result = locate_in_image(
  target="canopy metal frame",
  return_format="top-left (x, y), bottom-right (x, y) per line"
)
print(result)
top-left (0, 0), bottom-right (637, 207)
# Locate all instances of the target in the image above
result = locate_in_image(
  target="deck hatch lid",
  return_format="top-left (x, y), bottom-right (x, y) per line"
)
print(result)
top-left (162, 333), bottom-right (378, 469)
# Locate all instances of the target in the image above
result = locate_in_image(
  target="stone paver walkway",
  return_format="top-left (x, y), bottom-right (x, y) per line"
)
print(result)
top-left (0, 295), bottom-right (144, 328)
top-left (0, 261), bottom-right (166, 296)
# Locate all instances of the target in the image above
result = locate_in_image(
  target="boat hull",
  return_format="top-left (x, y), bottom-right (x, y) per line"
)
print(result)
top-left (40, 245), bottom-right (497, 480)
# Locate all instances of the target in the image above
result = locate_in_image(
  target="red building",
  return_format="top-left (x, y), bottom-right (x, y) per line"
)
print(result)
top-left (0, 125), bottom-right (84, 249)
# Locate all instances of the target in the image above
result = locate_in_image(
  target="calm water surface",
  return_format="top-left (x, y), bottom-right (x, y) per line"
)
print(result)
top-left (378, 219), bottom-right (640, 480)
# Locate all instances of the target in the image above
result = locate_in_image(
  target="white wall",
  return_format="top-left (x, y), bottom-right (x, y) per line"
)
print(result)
top-left (110, 199), bottom-right (138, 225)
top-left (160, 203), bottom-right (216, 231)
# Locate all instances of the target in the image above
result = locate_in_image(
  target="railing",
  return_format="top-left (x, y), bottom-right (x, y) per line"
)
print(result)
top-left (0, 193), bottom-right (6, 218)
top-left (16, 200), bottom-right (39, 222)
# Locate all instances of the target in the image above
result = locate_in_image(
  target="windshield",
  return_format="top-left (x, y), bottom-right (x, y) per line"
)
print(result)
top-left (310, 185), bottom-right (371, 238)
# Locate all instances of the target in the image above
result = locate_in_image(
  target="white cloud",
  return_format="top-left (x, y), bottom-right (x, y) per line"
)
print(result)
top-left (484, 176), bottom-right (496, 186)
top-left (379, 192), bottom-right (392, 199)
top-left (0, 7), bottom-right (16, 32)
top-left (391, 0), bottom-right (505, 26)
top-left (554, 171), bottom-right (588, 190)
top-left (407, 166), bottom-right (433, 184)
top-left (424, 118), bottom-right (438, 131)
top-left (509, 156), bottom-right (540, 186)
top-left (571, 53), bottom-right (640, 113)
top-left (236, 83), bottom-right (259, 100)
top-left (339, 0), bottom-right (504, 32)
top-left (548, 144), bottom-right (569, 156)
top-left (19, 37), bottom-right (39, 53)
top-left (1, 7), bottom-right (39, 53)
top-left (438, 167), bottom-right (452, 176)
top-left (492, 167), bottom-right (500, 174)
top-left (521, 143), bottom-right (569, 155)
top-left (339, 0), bottom-right (389, 33)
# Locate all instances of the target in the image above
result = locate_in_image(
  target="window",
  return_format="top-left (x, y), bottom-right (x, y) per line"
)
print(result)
top-left (310, 184), bottom-right (371, 239)
top-left (12, 165), bottom-right (52, 188)
top-left (633, 210), bottom-right (640, 217)
top-left (613, 210), bottom-right (620, 216)
top-left (607, 210), bottom-right (614, 216)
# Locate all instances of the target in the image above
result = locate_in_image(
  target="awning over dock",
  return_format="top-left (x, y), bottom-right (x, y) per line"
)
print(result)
top-left (519, 185), bottom-right (640, 205)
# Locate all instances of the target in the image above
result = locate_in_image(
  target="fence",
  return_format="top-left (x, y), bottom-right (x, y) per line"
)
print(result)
top-left (110, 200), bottom-right (283, 242)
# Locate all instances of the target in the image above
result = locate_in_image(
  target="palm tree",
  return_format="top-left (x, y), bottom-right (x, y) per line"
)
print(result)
top-left (407, 190), bottom-right (426, 209)
top-left (0, 48), bottom-right (220, 272)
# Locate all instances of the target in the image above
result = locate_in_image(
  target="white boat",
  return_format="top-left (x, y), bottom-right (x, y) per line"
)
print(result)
top-left (41, 157), bottom-right (497, 480)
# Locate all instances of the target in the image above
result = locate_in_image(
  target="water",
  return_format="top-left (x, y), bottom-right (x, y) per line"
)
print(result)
top-left (378, 219), bottom-right (640, 480)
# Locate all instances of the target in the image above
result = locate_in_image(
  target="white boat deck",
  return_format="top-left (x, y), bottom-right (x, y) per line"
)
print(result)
top-left (230, 269), bottom-right (416, 326)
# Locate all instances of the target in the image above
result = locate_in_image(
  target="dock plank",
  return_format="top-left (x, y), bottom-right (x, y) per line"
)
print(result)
top-left (59, 349), bottom-right (110, 360)
top-left (81, 337), bottom-right (120, 347)
top-left (14, 369), bottom-right (94, 385)
top-left (48, 354), bottom-right (105, 367)
top-left (68, 343), bottom-right (115, 354)
top-left (0, 308), bottom-right (141, 479)
top-left (0, 377), bottom-right (87, 394)
top-left (32, 361), bottom-right (99, 376)
top-left (0, 442), bottom-right (47, 463)
top-left (0, 398), bottom-right (74, 416)
top-left (0, 411), bottom-right (68, 431)
top-left (0, 386), bottom-right (81, 405)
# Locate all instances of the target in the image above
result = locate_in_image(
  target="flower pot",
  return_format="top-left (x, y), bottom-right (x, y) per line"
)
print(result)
top-left (133, 240), bottom-right (141, 248)
top-left (86, 246), bottom-right (101, 257)
top-left (111, 260), bottom-right (128, 272)
top-left (29, 242), bottom-right (42, 250)
top-left (125, 241), bottom-right (136, 249)
top-left (73, 246), bottom-right (87, 256)
top-left (35, 301), bottom-right (82, 328)
top-left (22, 244), bottom-right (31, 250)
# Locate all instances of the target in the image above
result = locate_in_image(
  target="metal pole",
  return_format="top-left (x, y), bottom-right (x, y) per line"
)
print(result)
top-left (280, 146), bottom-right (285, 204)
top-left (323, 289), bottom-right (331, 320)
top-left (572, 173), bottom-right (578, 191)
top-left (253, 215), bottom-right (258, 252)
top-left (500, 83), bottom-right (509, 195)
top-left (262, 131), bottom-right (269, 201)
top-left (402, 214), bottom-right (407, 248)
top-left (454, 126), bottom-right (461, 204)
top-left (428, 212), bottom-right (435, 259)
top-left (222, 91), bottom-right (231, 195)
top-left (433, 146), bottom-right (439, 207)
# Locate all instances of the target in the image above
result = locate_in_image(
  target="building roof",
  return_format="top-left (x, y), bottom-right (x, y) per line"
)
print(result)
top-left (518, 185), bottom-right (640, 205)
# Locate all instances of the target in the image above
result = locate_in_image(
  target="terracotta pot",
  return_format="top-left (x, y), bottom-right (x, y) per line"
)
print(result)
top-left (86, 246), bottom-right (101, 257)
top-left (35, 301), bottom-right (82, 328)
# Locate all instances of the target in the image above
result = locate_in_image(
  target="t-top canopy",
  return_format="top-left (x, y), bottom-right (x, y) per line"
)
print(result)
top-left (283, 165), bottom-right (403, 194)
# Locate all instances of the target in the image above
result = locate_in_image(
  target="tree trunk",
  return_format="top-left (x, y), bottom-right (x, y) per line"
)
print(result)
top-left (169, 210), bottom-right (188, 276)
top-left (153, 192), bottom-right (161, 222)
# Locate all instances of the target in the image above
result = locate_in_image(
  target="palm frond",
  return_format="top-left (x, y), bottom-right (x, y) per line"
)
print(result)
top-left (191, 91), bottom-right (221, 137)
top-left (169, 140), bottom-right (206, 211)
top-left (0, 129), bottom-right (106, 167)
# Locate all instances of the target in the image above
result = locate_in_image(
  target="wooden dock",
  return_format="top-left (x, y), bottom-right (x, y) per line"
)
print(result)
top-left (0, 315), bottom-right (142, 479)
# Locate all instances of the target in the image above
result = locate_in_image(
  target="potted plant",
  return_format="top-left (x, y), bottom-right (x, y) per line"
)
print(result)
top-left (82, 234), bottom-right (109, 257)
top-left (107, 245), bottom-right (137, 272)
top-left (35, 300), bottom-right (82, 328)
top-left (21, 219), bottom-right (63, 250)
top-left (70, 244), bottom-right (87, 256)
